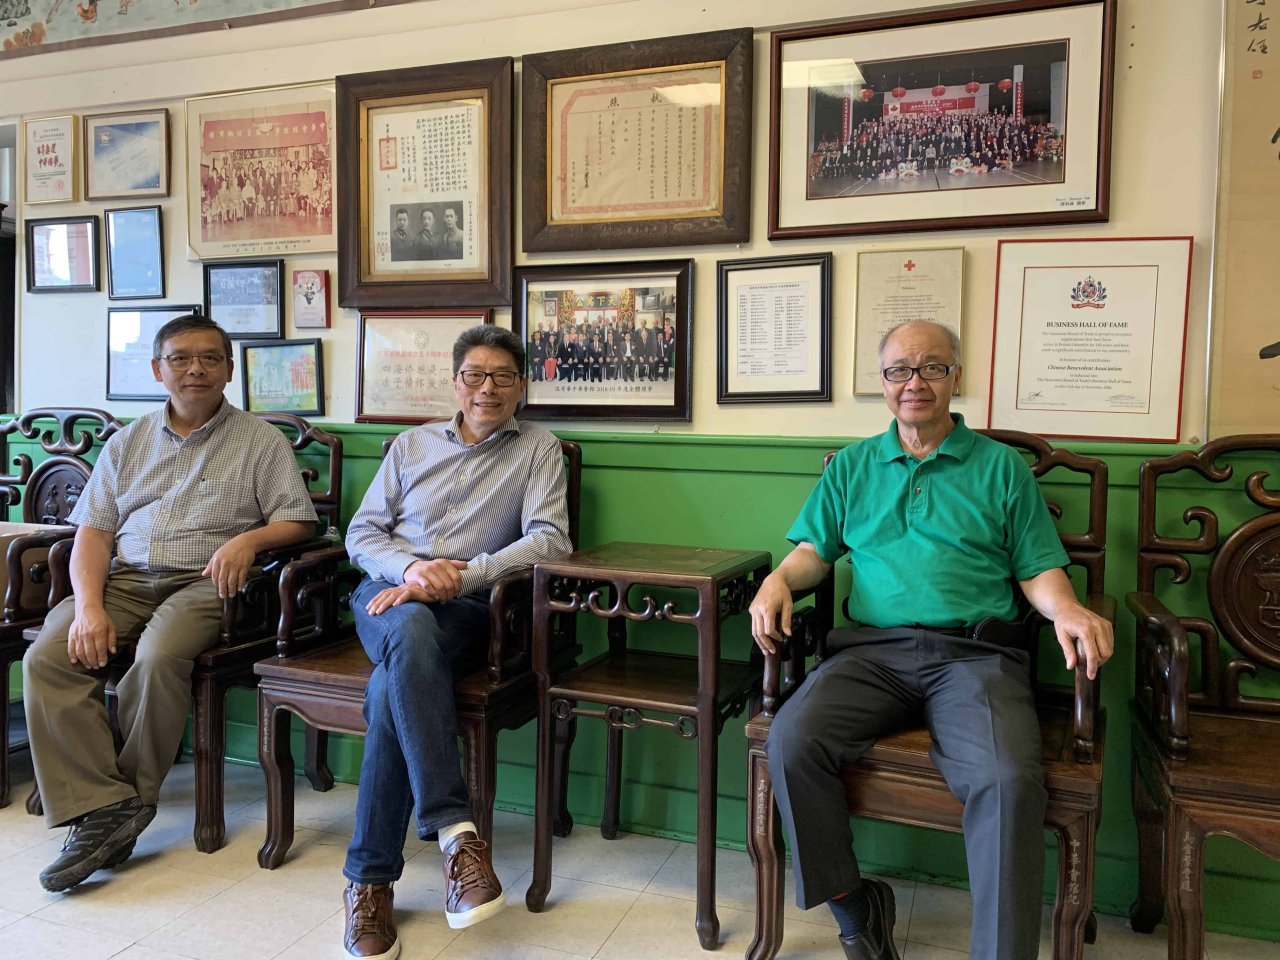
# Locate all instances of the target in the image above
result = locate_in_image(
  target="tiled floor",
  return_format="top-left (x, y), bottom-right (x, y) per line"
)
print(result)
top-left (0, 757), bottom-right (1273, 960)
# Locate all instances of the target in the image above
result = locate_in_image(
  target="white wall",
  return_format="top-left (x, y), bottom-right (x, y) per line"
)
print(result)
top-left (1, 0), bottom-right (1222, 441)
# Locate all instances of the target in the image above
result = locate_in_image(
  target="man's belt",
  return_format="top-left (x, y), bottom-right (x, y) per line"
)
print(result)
top-left (911, 618), bottom-right (1027, 648)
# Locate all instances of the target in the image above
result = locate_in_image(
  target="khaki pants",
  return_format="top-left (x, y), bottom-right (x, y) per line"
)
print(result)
top-left (22, 566), bottom-right (223, 826)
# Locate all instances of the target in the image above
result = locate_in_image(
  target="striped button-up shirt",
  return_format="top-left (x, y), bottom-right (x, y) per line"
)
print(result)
top-left (346, 414), bottom-right (572, 595)
top-left (71, 401), bottom-right (318, 572)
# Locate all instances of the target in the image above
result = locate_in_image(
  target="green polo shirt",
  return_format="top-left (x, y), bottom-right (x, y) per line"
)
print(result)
top-left (787, 414), bottom-right (1068, 628)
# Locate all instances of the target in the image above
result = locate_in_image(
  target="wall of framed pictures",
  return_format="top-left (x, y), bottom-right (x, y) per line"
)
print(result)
top-left (2, 0), bottom-right (1220, 444)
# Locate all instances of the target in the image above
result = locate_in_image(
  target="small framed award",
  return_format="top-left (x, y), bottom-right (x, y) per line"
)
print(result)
top-left (202, 259), bottom-right (285, 339)
top-left (24, 115), bottom-right (79, 204)
top-left (292, 269), bottom-right (331, 329)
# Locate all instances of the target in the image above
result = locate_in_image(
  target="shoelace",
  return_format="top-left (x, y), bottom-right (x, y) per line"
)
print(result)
top-left (348, 885), bottom-right (390, 940)
top-left (446, 839), bottom-right (493, 901)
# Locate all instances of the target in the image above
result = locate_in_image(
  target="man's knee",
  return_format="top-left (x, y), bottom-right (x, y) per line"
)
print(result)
top-left (765, 699), bottom-right (829, 773)
top-left (362, 603), bottom-right (448, 667)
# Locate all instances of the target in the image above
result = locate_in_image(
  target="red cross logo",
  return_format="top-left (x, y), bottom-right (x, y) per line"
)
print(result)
top-left (903, 260), bottom-right (916, 272)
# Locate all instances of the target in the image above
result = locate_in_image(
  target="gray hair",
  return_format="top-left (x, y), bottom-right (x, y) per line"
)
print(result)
top-left (153, 314), bottom-right (232, 363)
top-left (452, 325), bottom-right (526, 376)
top-left (877, 320), bottom-right (962, 365)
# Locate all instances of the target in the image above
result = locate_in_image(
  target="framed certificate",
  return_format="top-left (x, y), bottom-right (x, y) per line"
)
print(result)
top-left (105, 205), bottom-right (165, 300)
top-left (202, 259), bottom-right (285, 339)
top-left (522, 28), bottom-right (752, 252)
top-left (84, 108), bottom-right (169, 200)
top-left (989, 237), bottom-right (1193, 441)
top-left (24, 115), bottom-right (78, 204)
top-left (337, 58), bottom-right (512, 308)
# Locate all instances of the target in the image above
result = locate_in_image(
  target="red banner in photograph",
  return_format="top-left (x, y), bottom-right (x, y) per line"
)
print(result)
top-left (202, 112), bottom-right (328, 150)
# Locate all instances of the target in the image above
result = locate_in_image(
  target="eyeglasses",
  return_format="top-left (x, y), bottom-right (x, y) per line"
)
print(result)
top-left (456, 369), bottom-right (520, 388)
top-left (881, 363), bottom-right (955, 383)
top-left (158, 353), bottom-right (227, 370)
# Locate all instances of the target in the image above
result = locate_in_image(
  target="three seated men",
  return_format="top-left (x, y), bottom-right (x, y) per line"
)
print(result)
top-left (23, 314), bottom-right (318, 892)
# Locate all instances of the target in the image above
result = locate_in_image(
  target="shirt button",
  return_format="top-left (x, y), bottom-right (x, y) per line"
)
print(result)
top-left (915, 487), bottom-right (922, 494)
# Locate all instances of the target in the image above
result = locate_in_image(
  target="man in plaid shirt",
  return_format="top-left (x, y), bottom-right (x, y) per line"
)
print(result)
top-left (23, 314), bottom-right (318, 893)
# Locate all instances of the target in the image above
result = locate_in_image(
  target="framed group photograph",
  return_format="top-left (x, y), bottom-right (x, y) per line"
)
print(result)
top-left (513, 260), bottom-right (693, 422)
top-left (988, 236), bottom-right (1193, 442)
top-left (522, 28), bottom-right (752, 252)
top-left (107, 304), bottom-right (201, 401)
top-left (105, 205), bottom-right (165, 300)
top-left (241, 338), bottom-right (325, 416)
top-left (769, 0), bottom-right (1116, 239)
top-left (203, 259), bottom-right (284, 338)
top-left (24, 114), bottom-right (79, 204)
top-left (717, 252), bottom-right (832, 404)
top-left (356, 309), bottom-right (492, 423)
top-left (25, 216), bottom-right (98, 293)
top-left (84, 108), bottom-right (169, 200)
top-left (185, 82), bottom-right (337, 260)
top-left (337, 57), bottom-right (512, 309)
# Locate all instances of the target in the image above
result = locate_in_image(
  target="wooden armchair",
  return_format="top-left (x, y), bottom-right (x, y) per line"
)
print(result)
top-left (1127, 435), bottom-right (1280, 959)
top-left (1, 408), bottom-right (124, 808)
top-left (253, 438), bottom-right (582, 868)
top-left (744, 430), bottom-right (1113, 960)
top-left (24, 413), bottom-right (342, 852)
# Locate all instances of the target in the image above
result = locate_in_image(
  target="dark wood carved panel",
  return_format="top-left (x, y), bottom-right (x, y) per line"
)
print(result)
top-left (0, 408), bottom-right (124, 523)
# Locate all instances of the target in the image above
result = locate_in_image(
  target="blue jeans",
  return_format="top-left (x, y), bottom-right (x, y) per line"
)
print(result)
top-left (343, 576), bottom-right (490, 884)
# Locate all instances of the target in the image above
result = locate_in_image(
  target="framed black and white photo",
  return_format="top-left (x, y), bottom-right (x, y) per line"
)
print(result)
top-left (105, 205), bottom-right (165, 300)
top-left (202, 259), bottom-right (284, 339)
top-left (107, 304), bottom-right (201, 401)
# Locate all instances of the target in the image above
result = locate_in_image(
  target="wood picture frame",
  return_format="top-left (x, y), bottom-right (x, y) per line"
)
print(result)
top-left (105, 205), bottom-right (165, 300)
top-left (768, 0), bottom-right (1115, 239)
top-left (336, 57), bottom-right (513, 309)
top-left (522, 28), bottom-right (752, 252)
top-left (84, 108), bottom-right (169, 200)
top-left (23, 114), bottom-right (79, 204)
top-left (202, 259), bottom-right (285, 339)
top-left (241, 338), bottom-right (325, 416)
top-left (514, 259), bottom-right (693, 421)
top-left (25, 215), bottom-right (98, 293)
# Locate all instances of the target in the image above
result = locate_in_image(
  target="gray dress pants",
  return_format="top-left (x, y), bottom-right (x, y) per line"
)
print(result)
top-left (22, 565), bottom-right (223, 827)
top-left (765, 627), bottom-right (1047, 960)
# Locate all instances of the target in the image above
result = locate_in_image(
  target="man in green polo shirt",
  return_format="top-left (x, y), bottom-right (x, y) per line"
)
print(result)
top-left (748, 320), bottom-right (1112, 960)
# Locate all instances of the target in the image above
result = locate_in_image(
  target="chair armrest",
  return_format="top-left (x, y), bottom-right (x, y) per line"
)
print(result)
top-left (1067, 592), bottom-right (1115, 764)
top-left (216, 537), bottom-right (343, 650)
top-left (4, 526), bottom-right (75, 623)
top-left (486, 566), bottom-right (535, 683)
top-left (1126, 590), bottom-right (1190, 759)
top-left (760, 605), bottom-right (820, 718)
top-left (275, 544), bottom-right (357, 657)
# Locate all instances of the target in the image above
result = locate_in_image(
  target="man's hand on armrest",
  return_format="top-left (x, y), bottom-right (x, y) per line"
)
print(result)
top-left (203, 520), bottom-right (315, 599)
top-left (1019, 567), bottom-right (1114, 680)
top-left (748, 542), bottom-right (832, 656)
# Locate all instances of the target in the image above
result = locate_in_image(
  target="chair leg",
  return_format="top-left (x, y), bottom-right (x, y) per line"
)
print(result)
top-left (0, 669), bottom-right (11, 809)
top-left (303, 724), bottom-right (334, 792)
top-left (256, 690), bottom-right (295, 869)
top-left (551, 706), bottom-right (576, 838)
top-left (1164, 802), bottom-right (1206, 960)
top-left (459, 717), bottom-right (497, 849)
top-left (526, 694), bottom-right (556, 912)
top-left (1050, 809), bottom-right (1096, 960)
top-left (694, 718), bottom-right (720, 950)
top-left (600, 723), bottom-right (623, 840)
top-left (192, 673), bottom-right (227, 854)
top-left (746, 740), bottom-right (784, 960)
top-left (1129, 753), bottom-right (1165, 934)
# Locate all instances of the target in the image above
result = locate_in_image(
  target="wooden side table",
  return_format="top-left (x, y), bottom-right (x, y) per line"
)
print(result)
top-left (524, 541), bottom-right (770, 950)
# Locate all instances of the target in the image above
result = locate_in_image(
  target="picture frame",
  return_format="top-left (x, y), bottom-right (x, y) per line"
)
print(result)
top-left (25, 215), bottom-right (98, 293)
top-left (522, 28), bottom-right (752, 252)
top-left (107, 304), bottom-right (202, 401)
top-left (24, 115), bottom-right (79, 204)
top-left (769, 0), bottom-right (1116, 239)
top-left (185, 82), bottom-right (336, 259)
top-left (716, 252), bottom-right (832, 403)
top-left (854, 246), bottom-right (964, 395)
top-left (105, 205), bottom-right (165, 300)
top-left (988, 236), bottom-right (1193, 442)
top-left (203, 259), bottom-right (284, 339)
top-left (84, 108), bottom-right (169, 200)
top-left (292, 268), bottom-right (331, 329)
top-left (356, 309), bottom-right (493, 424)
top-left (337, 57), bottom-right (512, 309)
top-left (241, 338), bottom-right (325, 416)
top-left (514, 259), bottom-right (693, 422)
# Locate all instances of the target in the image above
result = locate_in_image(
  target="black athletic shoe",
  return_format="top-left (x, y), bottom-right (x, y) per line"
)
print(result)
top-left (39, 796), bottom-right (156, 892)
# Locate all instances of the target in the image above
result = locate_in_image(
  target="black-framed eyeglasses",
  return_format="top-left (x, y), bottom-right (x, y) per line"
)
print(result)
top-left (456, 369), bottom-right (520, 388)
top-left (157, 353), bottom-right (227, 370)
top-left (881, 363), bottom-right (955, 383)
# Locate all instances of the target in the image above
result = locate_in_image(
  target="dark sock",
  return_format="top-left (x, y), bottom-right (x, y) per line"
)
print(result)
top-left (828, 885), bottom-right (871, 939)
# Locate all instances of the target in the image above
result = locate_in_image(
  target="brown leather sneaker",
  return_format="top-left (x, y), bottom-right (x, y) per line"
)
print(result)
top-left (344, 882), bottom-right (400, 960)
top-left (442, 830), bottom-right (506, 929)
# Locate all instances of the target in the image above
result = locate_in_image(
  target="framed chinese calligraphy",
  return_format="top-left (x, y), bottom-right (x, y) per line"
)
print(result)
top-left (514, 260), bottom-right (692, 421)
top-left (769, 0), bottom-right (1115, 238)
top-left (84, 108), bottom-right (169, 200)
top-left (337, 58), bottom-right (512, 309)
top-left (717, 253), bottom-right (832, 404)
top-left (185, 82), bottom-right (337, 259)
top-left (356, 309), bottom-right (493, 424)
top-left (24, 115), bottom-right (79, 204)
top-left (522, 28), bottom-right (752, 252)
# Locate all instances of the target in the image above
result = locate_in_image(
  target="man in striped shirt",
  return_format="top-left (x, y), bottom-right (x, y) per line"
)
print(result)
top-left (341, 325), bottom-right (572, 960)
top-left (24, 314), bottom-right (319, 894)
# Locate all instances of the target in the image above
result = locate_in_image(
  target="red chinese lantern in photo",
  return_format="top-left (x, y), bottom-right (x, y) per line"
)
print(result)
top-left (964, 80), bottom-right (981, 94)
top-left (997, 77), bottom-right (1014, 92)
top-left (891, 85), bottom-right (907, 99)
top-left (859, 86), bottom-right (876, 101)
top-left (931, 84), bottom-right (947, 97)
